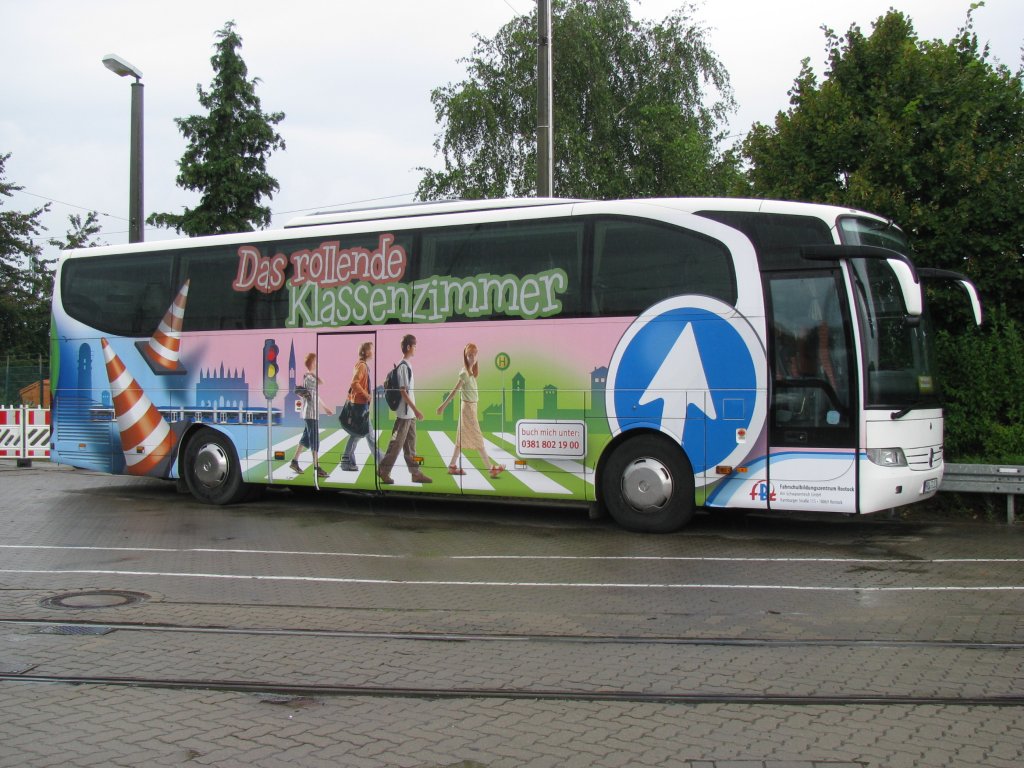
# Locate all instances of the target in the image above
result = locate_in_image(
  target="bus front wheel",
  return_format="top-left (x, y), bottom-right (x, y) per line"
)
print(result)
top-left (601, 435), bottom-right (695, 533)
top-left (183, 428), bottom-right (248, 505)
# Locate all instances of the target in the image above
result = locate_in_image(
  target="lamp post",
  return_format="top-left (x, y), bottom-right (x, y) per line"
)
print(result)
top-left (536, 0), bottom-right (553, 198)
top-left (102, 54), bottom-right (144, 243)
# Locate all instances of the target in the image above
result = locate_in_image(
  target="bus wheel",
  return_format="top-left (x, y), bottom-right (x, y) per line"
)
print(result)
top-left (601, 435), bottom-right (695, 533)
top-left (183, 429), bottom-right (247, 505)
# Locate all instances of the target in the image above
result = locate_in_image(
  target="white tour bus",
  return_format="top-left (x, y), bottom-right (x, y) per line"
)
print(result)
top-left (49, 197), bottom-right (981, 531)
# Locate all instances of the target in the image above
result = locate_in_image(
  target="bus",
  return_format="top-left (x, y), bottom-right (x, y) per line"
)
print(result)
top-left (49, 197), bottom-right (981, 532)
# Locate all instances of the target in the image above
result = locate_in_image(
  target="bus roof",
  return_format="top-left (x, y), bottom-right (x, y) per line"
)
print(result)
top-left (641, 197), bottom-right (886, 222)
top-left (284, 197), bottom-right (584, 228)
top-left (60, 196), bottom-right (890, 262)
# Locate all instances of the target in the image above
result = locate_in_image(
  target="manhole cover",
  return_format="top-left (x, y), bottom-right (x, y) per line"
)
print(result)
top-left (39, 590), bottom-right (149, 610)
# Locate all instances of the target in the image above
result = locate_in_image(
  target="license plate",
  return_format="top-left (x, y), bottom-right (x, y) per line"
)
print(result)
top-left (923, 478), bottom-right (939, 493)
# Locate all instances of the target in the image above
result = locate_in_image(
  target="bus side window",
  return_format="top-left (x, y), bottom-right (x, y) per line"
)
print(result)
top-left (62, 254), bottom-right (175, 337)
top-left (592, 219), bottom-right (736, 316)
top-left (421, 220), bottom-right (585, 319)
top-left (180, 247), bottom-right (257, 332)
top-left (133, 282), bottom-right (172, 336)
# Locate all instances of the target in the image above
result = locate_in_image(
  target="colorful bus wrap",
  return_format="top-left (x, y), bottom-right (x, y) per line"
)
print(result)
top-left (50, 198), bottom-right (980, 532)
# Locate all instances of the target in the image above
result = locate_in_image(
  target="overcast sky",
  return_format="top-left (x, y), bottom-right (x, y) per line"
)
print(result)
top-left (2, 0), bottom-right (1021, 259)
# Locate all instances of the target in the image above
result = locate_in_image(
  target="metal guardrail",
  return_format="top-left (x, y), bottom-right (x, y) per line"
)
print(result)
top-left (940, 463), bottom-right (1024, 524)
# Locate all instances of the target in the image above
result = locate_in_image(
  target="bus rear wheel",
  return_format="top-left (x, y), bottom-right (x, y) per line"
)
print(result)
top-left (601, 434), bottom-right (695, 533)
top-left (183, 428), bottom-right (248, 505)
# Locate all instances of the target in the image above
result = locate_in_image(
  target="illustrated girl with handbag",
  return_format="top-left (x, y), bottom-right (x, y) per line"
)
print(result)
top-left (289, 353), bottom-right (332, 478)
top-left (436, 342), bottom-right (504, 478)
top-left (340, 341), bottom-right (382, 472)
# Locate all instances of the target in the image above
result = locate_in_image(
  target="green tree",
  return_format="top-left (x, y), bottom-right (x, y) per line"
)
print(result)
top-left (937, 309), bottom-right (1024, 461)
top-left (49, 211), bottom-right (103, 251)
top-left (0, 152), bottom-right (52, 358)
top-left (148, 20), bottom-right (285, 236)
top-left (418, 0), bottom-right (741, 201)
top-left (742, 6), bottom-right (1024, 320)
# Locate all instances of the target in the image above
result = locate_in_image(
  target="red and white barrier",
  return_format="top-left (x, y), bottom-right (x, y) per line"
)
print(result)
top-left (0, 405), bottom-right (51, 461)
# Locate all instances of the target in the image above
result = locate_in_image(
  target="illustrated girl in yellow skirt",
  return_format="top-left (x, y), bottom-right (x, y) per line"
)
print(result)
top-left (436, 343), bottom-right (505, 478)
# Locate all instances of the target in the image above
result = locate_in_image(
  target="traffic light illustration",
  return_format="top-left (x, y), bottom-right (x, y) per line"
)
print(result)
top-left (262, 338), bottom-right (280, 400)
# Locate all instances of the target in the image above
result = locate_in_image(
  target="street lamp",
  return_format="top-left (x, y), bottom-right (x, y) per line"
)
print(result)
top-left (102, 54), bottom-right (144, 243)
top-left (536, 0), bottom-right (553, 197)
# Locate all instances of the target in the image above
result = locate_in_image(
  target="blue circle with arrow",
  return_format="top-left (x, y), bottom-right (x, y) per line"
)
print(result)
top-left (606, 296), bottom-right (764, 476)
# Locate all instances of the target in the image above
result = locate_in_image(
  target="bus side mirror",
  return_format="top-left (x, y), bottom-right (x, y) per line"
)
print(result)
top-left (887, 259), bottom-right (923, 318)
top-left (964, 281), bottom-right (983, 326)
top-left (918, 268), bottom-right (984, 326)
top-left (800, 244), bottom-right (924, 318)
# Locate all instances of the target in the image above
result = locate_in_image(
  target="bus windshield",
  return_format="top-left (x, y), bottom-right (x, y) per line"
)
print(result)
top-left (839, 217), bottom-right (938, 409)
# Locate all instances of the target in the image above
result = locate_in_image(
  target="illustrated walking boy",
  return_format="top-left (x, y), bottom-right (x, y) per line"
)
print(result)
top-left (377, 334), bottom-right (432, 485)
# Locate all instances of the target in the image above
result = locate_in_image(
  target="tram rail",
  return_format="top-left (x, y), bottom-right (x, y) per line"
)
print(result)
top-left (2, 617), bottom-right (1024, 650)
top-left (3, 617), bottom-right (1023, 706)
top-left (2, 671), bottom-right (1022, 707)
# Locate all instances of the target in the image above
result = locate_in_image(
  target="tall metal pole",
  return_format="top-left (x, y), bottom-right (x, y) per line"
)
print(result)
top-left (537, 0), bottom-right (553, 198)
top-left (103, 55), bottom-right (145, 243)
top-left (129, 78), bottom-right (144, 243)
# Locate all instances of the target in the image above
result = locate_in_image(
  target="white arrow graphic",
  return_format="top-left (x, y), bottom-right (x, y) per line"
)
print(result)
top-left (638, 323), bottom-right (717, 431)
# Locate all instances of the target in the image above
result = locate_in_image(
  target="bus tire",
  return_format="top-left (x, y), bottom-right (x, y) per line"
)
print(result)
top-left (600, 434), bottom-right (695, 533)
top-left (183, 428), bottom-right (248, 505)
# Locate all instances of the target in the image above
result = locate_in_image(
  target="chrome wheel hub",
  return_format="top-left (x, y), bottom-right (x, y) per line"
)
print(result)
top-left (194, 443), bottom-right (229, 488)
top-left (620, 457), bottom-right (672, 511)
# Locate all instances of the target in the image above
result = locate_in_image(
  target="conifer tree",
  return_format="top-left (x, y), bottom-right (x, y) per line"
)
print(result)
top-left (149, 21), bottom-right (285, 236)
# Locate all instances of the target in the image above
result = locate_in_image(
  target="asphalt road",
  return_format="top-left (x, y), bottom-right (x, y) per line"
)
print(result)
top-left (1, 460), bottom-right (1022, 767)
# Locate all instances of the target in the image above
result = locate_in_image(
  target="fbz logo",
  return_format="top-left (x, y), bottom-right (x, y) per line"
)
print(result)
top-left (749, 480), bottom-right (776, 503)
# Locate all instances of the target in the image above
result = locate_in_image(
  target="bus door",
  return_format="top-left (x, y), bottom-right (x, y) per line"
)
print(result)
top-left (765, 272), bottom-right (858, 512)
top-left (315, 331), bottom-right (378, 490)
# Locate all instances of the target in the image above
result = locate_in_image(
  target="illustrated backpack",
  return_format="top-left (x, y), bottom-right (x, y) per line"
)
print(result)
top-left (383, 361), bottom-right (409, 411)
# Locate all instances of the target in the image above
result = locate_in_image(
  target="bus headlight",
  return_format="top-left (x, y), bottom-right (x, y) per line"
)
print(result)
top-left (867, 448), bottom-right (908, 467)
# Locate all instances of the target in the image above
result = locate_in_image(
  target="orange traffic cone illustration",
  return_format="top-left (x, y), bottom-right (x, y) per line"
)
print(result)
top-left (102, 338), bottom-right (176, 476)
top-left (137, 279), bottom-right (189, 375)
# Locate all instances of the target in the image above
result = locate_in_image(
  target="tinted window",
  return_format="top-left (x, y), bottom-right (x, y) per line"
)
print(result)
top-left (420, 220), bottom-right (584, 320)
top-left (178, 233), bottom-right (420, 331)
top-left (592, 218), bottom-right (736, 315)
top-left (838, 216), bottom-right (911, 254)
top-left (62, 233), bottom-right (421, 334)
top-left (697, 211), bottom-right (833, 270)
top-left (179, 244), bottom-right (292, 332)
top-left (61, 253), bottom-right (175, 337)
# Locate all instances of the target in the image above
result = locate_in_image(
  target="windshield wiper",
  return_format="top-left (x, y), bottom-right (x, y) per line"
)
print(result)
top-left (890, 402), bottom-right (924, 420)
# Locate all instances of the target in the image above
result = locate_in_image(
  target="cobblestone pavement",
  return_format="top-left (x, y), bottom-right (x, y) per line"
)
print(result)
top-left (1, 462), bottom-right (1022, 766)
top-left (3, 679), bottom-right (1021, 768)
top-left (2, 620), bottom-right (1022, 701)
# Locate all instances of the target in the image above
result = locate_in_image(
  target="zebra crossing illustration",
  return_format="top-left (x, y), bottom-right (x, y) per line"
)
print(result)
top-left (241, 427), bottom-right (594, 496)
